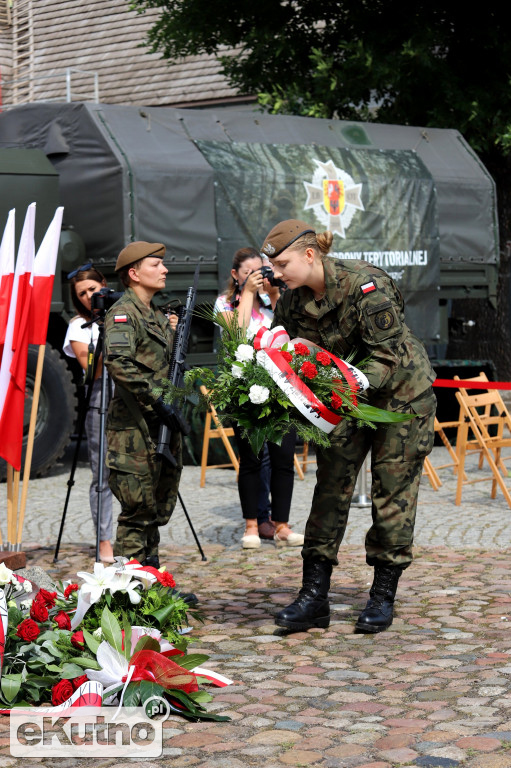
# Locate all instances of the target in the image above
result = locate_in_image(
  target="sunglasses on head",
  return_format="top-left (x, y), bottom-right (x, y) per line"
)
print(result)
top-left (67, 262), bottom-right (93, 280)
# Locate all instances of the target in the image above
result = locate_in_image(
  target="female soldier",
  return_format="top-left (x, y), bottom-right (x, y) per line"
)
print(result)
top-left (261, 219), bottom-right (436, 633)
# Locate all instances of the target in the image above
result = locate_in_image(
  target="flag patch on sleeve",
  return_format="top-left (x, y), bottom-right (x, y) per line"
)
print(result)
top-left (114, 315), bottom-right (128, 323)
top-left (361, 281), bottom-right (376, 294)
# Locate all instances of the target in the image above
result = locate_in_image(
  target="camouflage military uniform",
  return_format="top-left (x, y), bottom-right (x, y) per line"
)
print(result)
top-left (104, 287), bottom-right (182, 561)
top-left (273, 256), bottom-right (436, 569)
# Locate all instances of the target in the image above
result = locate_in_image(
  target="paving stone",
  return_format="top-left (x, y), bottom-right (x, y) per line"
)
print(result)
top-left (15, 451), bottom-right (511, 768)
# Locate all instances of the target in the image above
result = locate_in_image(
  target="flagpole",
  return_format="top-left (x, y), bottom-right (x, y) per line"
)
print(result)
top-left (17, 344), bottom-right (46, 548)
top-left (8, 469), bottom-right (20, 550)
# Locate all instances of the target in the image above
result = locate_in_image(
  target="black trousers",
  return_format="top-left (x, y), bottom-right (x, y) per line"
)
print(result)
top-left (233, 426), bottom-right (296, 523)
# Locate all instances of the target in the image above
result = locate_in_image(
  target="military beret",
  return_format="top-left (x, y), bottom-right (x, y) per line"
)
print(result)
top-left (260, 219), bottom-right (316, 258)
top-left (115, 241), bottom-right (166, 271)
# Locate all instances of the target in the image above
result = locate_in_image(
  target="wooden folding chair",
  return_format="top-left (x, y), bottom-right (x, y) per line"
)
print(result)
top-left (454, 373), bottom-right (504, 472)
top-left (199, 386), bottom-right (239, 487)
top-left (294, 442), bottom-right (316, 475)
top-left (454, 385), bottom-right (511, 507)
top-left (423, 456), bottom-right (441, 490)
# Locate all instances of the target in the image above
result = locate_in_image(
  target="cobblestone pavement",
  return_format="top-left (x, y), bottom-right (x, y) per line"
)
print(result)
top-left (2, 445), bottom-right (511, 767)
top-left (18, 445), bottom-right (511, 551)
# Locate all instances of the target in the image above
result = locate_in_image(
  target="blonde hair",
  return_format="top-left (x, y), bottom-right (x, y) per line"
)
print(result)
top-left (290, 230), bottom-right (333, 257)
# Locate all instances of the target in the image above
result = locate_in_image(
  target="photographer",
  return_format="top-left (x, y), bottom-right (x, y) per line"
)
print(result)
top-left (63, 264), bottom-right (114, 563)
top-left (103, 241), bottom-right (182, 567)
top-left (214, 247), bottom-right (303, 550)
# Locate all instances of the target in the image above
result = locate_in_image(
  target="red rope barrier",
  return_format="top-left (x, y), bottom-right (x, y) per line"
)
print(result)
top-left (433, 378), bottom-right (511, 390)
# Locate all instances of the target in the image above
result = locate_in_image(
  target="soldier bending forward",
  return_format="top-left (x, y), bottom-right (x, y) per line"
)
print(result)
top-left (104, 242), bottom-right (182, 567)
top-left (261, 220), bottom-right (436, 634)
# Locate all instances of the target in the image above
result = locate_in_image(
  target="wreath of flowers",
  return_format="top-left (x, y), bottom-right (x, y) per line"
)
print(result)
top-left (182, 309), bottom-right (411, 456)
top-left (0, 559), bottom-right (231, 720)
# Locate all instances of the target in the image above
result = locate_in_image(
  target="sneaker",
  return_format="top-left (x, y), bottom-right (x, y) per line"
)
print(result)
top-left (274, 526), bottom-right (304, 548)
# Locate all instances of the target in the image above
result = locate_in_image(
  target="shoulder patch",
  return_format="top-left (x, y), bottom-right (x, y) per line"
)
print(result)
top-left (361, 281), bottom-right (376, 295)
top-left (114, 315), bottom-right (128, 323)
top-left (374, 309), bottom-right (394, 330)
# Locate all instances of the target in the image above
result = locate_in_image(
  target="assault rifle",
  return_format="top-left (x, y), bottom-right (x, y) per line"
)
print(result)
top-left (155, 265), bottom-right (199, 466)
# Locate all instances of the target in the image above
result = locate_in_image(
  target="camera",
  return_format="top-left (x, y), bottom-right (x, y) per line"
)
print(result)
top-left (259, 265), bottom-right (287, 289)
top-left (91, 287), bottom-right (124, 313)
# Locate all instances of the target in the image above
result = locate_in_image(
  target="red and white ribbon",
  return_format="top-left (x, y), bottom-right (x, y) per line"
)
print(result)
top-left (253, 326), bottom-right (369, 433)
top-left (0, 681), bottom-right (103, 716)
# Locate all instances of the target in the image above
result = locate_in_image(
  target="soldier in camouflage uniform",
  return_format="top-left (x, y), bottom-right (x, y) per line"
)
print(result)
top-left (104, 241), bottom-right (182, 567)
top-left (261, 219), bottom-right (436, 634)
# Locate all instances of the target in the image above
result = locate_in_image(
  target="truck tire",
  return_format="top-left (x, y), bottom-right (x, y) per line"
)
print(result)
top-left (0, 344), bottom-right (77, 479)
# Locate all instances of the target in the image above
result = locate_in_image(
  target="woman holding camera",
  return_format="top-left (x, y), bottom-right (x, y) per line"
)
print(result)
top-left (215, 247), bottom-right (303, 550)
top-left (63, 264), bottom-right (114, 563)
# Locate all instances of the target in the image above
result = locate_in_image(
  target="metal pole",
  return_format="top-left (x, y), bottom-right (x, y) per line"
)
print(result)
top-left (351, 454), bottom-right (371, 508)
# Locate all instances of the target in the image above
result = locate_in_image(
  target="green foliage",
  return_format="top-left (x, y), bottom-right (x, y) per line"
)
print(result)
top-left (80, 581), bottom-right (201, 649)
top-left (128, 0), bottom-right (511, 156)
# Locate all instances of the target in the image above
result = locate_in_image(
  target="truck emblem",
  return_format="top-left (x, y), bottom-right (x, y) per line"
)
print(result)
top-left (304, 159), bottom-right (364, 238)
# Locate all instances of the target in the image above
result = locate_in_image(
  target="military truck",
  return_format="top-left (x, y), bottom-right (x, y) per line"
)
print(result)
top-left (0, 102), bottom-right (499, 475)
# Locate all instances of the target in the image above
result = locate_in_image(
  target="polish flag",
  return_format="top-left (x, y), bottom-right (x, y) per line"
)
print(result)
top-left (29, 207), bottom-right (64, 344)
top-left (0, 209), bottom-right (15, 358)
top-left (0, 203), bottom-right (36, 470)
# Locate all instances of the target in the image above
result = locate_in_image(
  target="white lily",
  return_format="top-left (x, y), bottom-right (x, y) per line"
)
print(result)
top-left (76, 562), bottom-right (120, 603)
top-left (111, 572), bottom-right (142, 604)
top-left (71, 562), bottom-right (119, 629)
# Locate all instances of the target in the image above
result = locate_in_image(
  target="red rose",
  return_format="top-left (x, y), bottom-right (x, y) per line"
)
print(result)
top-left (71, 630), bottom-right (85, 649)
top-left (72, 675), bottom-right (89, 691)
top-left (37, 588), bottom-right (57, 608)
top-left (16, 618), bottom-right (40, 642)
top-left (331, 391), bottom-right (344, 410)
top-left (315, 351), bottom-right (330, 366)
top-left (293, 343), bottom-right (310, 356)
top-left (300, 361), bottom-right (318, 380)
top-left (53, 610), bottom-right (71, 630)
top-left (64, 583), bottom-right (79, 600)
top-left (51, 680), bottom-right (74, 706)
top-left (280, 350), bottom-right (293, 363)
top-left (30, 597), bottom-right (49, 623)
top-left (156, 571), bottom-right (176, 588)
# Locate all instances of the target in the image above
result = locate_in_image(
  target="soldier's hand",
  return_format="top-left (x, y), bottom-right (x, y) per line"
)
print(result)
top-left (152, 397), bottom-right (175, 428)
top-left (167, 312), bottom-right (178, 331)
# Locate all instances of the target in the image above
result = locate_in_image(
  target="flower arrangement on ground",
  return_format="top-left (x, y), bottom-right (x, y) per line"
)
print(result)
top-left (182, 309), bottom-right (412, 455)
top-left (0, 559), bottom-right (231, 720)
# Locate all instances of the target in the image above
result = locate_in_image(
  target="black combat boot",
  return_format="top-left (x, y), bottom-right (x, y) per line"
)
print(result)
top-left (275, 559), bottom-right (332, 631)
top-left (355, 564), bottom-right (403, 633)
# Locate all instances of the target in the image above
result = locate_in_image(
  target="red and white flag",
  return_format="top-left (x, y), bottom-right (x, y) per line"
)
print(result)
top-left (29, 206), bottom-right (63, 344)
top-left (0, 209), bottom-right (15, 357)
top-left (0, 203), bottom-right (36, 470)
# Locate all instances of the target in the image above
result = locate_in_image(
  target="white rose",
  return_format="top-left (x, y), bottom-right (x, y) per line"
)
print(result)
top-left (231, 363), bottom-right (244, 379)
top-left (0, 562), bottom-right (13, 586)
top-left (234, 344), bottom-right (254, 363)
top-left (249, 384), bottom-right (270, 405)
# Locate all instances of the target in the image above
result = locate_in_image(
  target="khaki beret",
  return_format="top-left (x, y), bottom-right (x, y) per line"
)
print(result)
top-left (115, 241), bottom-right (166, 271)
top-left (260, 219), bottom-right (315, 258)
